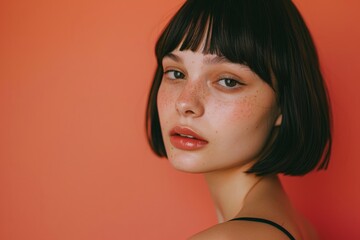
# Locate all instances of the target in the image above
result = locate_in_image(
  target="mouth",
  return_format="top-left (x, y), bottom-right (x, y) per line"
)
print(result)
top-left (169, 126), bottom-right (208, 150)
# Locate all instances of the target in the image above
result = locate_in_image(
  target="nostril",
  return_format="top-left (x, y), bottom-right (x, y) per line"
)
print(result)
top-left (185, 110), bottom-right (195, 115)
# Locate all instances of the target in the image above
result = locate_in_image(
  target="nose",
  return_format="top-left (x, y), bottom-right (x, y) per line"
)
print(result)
top-left (175, 82), bottom-right (205, 118)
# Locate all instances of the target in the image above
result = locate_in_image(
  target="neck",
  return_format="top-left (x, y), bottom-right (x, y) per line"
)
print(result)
top-left (204, 163), bottom-right (263, 223)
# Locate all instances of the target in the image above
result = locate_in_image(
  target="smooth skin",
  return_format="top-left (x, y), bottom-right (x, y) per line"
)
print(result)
top-left (157, 49), bottom-right (318, 240)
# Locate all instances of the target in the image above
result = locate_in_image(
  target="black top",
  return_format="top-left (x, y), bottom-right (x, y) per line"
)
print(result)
top-left (229, 217), bottom-right (295, 240)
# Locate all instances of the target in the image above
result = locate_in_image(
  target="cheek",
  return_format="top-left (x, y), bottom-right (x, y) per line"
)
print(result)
top-left (230, 95), bottom-right (257, 120)
top-left (208, 93), bottom-right (277, 142)
top-left (208, 95), bottom-right (258, 126)
top-left (157, 83), bottom-right (178, 129)
top-left (210, 96), bottom-right (277, 162)
top-left (227, 90), bottom-right (278, 128)
top-left (157, 84), bottom-right (171, 114)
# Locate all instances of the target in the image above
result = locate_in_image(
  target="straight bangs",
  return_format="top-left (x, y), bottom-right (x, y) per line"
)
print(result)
top-left (155, 0), bottom-right (278, 87)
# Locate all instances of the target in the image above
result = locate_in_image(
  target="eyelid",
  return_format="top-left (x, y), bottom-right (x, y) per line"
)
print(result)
top-left (162, 62), bottom-right (184, 74)
top-left (213, 73), bottom-right (247, 90)
top-left (217, 79), bottom-right (242, 88)
top-left (163, 68), bottom-right (184, 75)
top-left (218, 74), bottom-right (245, 85)
top-left (163, 69), bottom-right (186, 80)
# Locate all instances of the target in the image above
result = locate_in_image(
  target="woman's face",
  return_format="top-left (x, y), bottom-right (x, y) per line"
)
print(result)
top-left (157, 49), bottom-right (282, 173)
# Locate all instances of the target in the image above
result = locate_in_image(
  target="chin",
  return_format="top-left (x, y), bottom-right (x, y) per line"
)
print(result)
top-left (167, 153), bottom-right (210, 174)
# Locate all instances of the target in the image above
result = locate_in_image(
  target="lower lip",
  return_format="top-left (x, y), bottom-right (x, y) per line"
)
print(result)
top-left (170, 135), bottom-right (208, 150)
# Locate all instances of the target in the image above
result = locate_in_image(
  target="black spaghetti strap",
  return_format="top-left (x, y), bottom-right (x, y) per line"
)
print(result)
top-left (229, 217), bottom-right (295, 240)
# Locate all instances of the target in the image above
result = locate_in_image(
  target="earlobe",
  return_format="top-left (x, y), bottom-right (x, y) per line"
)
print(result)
top-left (274, 114), bottom-right (282, 127)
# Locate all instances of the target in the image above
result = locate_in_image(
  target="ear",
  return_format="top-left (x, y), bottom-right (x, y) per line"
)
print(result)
top-left (274, 114), bottom-right (282, 127)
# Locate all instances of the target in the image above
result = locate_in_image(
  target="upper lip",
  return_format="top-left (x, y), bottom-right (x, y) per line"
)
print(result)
top-left (170, 126), bottom-right (208, 142)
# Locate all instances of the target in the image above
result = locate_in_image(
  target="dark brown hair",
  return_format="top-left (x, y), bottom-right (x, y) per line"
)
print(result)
top-left (146, 0), bottom-right (332, 176)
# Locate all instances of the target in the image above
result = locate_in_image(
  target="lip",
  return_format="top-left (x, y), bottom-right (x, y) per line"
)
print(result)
top-left (169, 126), bottom-right (208, 151)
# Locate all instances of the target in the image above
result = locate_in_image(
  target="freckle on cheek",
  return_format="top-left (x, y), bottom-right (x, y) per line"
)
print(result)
top-left (158, 90), bottom-right (173, 109)
top-left (231, 96), bottom-right (256, 118)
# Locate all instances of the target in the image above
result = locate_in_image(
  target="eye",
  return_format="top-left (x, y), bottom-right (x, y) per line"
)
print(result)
top-left (217, 78), bottom-right (243, 89)
top-left (164, 70), bottom-right (185, 80)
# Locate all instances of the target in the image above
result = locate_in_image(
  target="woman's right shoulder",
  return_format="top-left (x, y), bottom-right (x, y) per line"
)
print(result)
top-left (188, 220), bottom-right (294, 240)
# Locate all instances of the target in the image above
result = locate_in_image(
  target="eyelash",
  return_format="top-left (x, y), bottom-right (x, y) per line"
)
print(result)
top-left (163, 70), bottom-right (185, 80)
top-left (163, 69), bottom-right (244, 89)
top-left (217, 78), bottom-right (244, 89)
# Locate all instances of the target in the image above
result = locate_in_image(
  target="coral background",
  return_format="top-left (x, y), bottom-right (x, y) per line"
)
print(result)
top-left (0, 0), bottom-right (359, 239)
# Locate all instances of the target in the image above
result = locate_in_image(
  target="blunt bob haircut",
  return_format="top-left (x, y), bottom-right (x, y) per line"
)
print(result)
top-left (146, 0), bottom-right (332, 176)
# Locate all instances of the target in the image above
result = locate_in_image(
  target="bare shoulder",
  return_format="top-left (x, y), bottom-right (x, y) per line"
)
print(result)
top-left (188, 220), bottom-right (293, 240)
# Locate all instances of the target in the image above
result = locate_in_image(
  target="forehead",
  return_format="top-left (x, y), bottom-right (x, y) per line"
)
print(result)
top-left (163, 50), bottom-right (231, 65)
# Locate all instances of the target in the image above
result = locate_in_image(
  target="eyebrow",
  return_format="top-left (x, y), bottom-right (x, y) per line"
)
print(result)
top-left (204, 55), bottom-right (231, 65)
top-left (163, 53), bottom-right (231, 65)
top-left (164, 53), bottom-right (182, 63)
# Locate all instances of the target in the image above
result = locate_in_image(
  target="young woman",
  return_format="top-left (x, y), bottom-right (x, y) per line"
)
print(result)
top-left (146, 0), bottom-right (331, 239)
